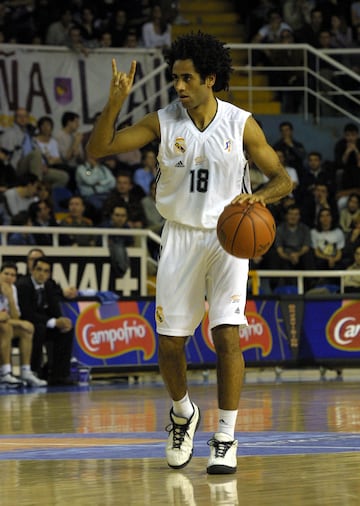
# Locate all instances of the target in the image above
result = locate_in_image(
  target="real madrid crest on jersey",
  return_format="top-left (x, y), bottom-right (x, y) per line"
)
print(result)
top-left (174, 137), bottom-right (186, 154)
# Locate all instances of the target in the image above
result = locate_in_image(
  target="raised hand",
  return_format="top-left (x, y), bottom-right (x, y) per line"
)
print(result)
top-left (110, 59), bottom-right (137, 102)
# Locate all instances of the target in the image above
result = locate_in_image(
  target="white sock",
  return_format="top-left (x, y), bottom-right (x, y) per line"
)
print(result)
top-left (21, 365), bottom-right (31, 376)
top-left (1, 364), bottom-right (11, 376)
top-left (218, 409), bottom-right (238, 440)
top-left (172, 392), bottom-right (194, 419)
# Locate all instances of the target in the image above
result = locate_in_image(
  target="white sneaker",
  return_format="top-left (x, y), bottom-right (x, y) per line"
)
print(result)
top-left (0, 373), bottom-right (24, 389)
top-left (166, 473), bottom-right (196, 506)
top-left (166, 403), bottom-right (201, 469)
top-left (21, 371), bottom-right (48, 387)
top-left (207, 433), bottom-right (238, 475)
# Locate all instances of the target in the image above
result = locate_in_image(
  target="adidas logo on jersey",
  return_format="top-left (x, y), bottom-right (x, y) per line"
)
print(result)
top-left (175, 161), bottom-right (185, 167)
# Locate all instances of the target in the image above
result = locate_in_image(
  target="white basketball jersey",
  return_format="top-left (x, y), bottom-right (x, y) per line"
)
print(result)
top-left (156, 98), bottom-right (251, 229)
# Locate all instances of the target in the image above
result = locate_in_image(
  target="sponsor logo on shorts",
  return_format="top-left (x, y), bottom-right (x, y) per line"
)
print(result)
top-left (231, 294), bottom-right (241, 314)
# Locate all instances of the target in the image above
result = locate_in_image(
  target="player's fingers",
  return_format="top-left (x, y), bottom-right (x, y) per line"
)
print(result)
top-left (112, 58), bottom-right (118, 77)
top-left (128, 60), bottom-right (137, 83)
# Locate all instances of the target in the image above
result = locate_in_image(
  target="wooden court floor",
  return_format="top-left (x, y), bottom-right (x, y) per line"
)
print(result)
top-left (1, 368), bottom-right (360, 506)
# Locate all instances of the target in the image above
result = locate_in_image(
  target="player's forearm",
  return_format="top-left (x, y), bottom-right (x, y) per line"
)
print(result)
top-left (254, 173), bottom-right (293, 204)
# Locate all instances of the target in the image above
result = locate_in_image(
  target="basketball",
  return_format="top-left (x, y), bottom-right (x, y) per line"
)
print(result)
top-left (217, 201), bottom-right (276, 259)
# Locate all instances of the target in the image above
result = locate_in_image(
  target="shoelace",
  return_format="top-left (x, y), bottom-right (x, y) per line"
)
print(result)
top-left (166, 421), bottom-right (190, 449)
top-left (207, 438), bottom-right (233, 457)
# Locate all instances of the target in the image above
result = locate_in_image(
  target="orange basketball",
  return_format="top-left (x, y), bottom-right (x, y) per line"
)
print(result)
top-left (217, 201), bottom-right (276, 259)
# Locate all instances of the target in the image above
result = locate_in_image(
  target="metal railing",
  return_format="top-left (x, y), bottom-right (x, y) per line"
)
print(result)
top-left (250, 269), bottom-right (360, 295)
top-left (226, 43), bottom-right (360, 124)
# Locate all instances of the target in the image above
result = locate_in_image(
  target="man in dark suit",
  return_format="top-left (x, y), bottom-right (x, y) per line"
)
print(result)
top-left (16, 256), bottom-right (75, 386)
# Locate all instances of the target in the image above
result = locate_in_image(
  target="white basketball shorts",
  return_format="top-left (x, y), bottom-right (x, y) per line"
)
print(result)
top-left (155, 221), bottom-right (249, 336)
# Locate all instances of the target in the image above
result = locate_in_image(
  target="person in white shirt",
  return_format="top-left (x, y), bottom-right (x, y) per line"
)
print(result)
top-left (87, 31), bottom-right (292, 475)
top-left (141, 4), bottom-right (171, 49)
top-left (0, 263), bottom-right (47, 388)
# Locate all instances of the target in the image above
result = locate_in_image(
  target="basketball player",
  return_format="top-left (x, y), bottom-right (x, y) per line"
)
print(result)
top-left (87, 32), bottom-right (292, 474)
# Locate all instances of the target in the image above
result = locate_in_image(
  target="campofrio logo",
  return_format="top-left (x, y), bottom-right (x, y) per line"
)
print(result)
top-left (201, 300), bottom-right (272, 356)
top-left (326, 301), bottom-right (360, 351)
top-left (76, 303), bottom-right (156, 359)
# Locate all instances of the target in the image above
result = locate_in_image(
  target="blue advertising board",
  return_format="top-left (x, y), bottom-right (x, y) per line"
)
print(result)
top-left (61, 297), bottom-right (296, 368)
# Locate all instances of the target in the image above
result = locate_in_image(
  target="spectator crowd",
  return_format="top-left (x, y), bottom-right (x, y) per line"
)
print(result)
top-left (0, 0), bottom-right (359, 295)
top-left (0, 1), bottom-right (177, 49)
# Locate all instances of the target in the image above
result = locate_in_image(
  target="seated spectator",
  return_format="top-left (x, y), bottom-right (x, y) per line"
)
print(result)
top-left (123, 28), bottom-right (141, 48)
top-left (251, 7), bottom-right (293, 67)
top-left (45, 8), bottom-right (73, 45)
top-left (66, 25), bottom-right (89, 57)
top-left (301, 182), bottom-right (339, 228)
top-left (274, 204), bottom-right (315, 272)
top-left (75, 153), bottom-right (116, 211)
top-left (101, 171), bottom-right (146, 226)
top-left (133, 148), bottom-right (158, 195)
top-left (59, 195), bottom-right (96, 246)
top-left (329, 14), bottom-right (353, 49)
top-left (342, 215), bottom-right (360, 267)
top-left (141, 4), bottom-right (172, 50)
top-left (272, 121), bottom-right (306, 176)
top-left (25, 248), bottom-right (78, 300)
top-left (282, 0), bottom-right (314, 32)
top-left (16, 256), bottom-right (74, 385)
top-left (8, 211), bottom-right (36, 246)
top-left (74, 6), bottom-right (101, 48)
top-left (102, 204), bottom-right (134, 281)
top-left (34, 116), bottom-right (70, 189)
top-left (334, 122), bottom-right (360, 171)
top-left (97, 30), bottom-right (112, 48)
top-left (107, 8), bottom-right (129, 47)
top-left (0, 108), bottom-right (41, 185)
top-left (339, 193), bottom-right (360, 234)
top-left (252, 8), bottom-right (292, 43)
top-left (28, 199), bottom-right (58, 246)
top-left (334, 123), bottom-right (360, 207)
top-left (298, 151), bottom-right (335, 203)
top-left (295, 7), bottom-right (324, 46)
top-left (0, 262), bottom-right (47, 388)
top-left (343, 245), bottom-right (360, 293)
top-left (55, 111), bottom-right (85, 191)
top-left (311, 208), bottom-right (345, 270)
top-left (4, 174), bottom-right (39, 217)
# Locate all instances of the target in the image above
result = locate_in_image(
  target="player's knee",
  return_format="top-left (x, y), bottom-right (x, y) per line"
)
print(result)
top-left (212, 324), bottom-right (241, 354)
top-left (158, 334), bottom-right (186, 356)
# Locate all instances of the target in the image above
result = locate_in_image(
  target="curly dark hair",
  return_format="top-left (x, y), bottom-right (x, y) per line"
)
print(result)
top-left (165, 31), bottom-right (232, 92)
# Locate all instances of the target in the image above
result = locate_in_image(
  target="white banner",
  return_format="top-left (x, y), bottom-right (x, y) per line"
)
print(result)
top-left (0, 45), bottom-right (169, 131)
